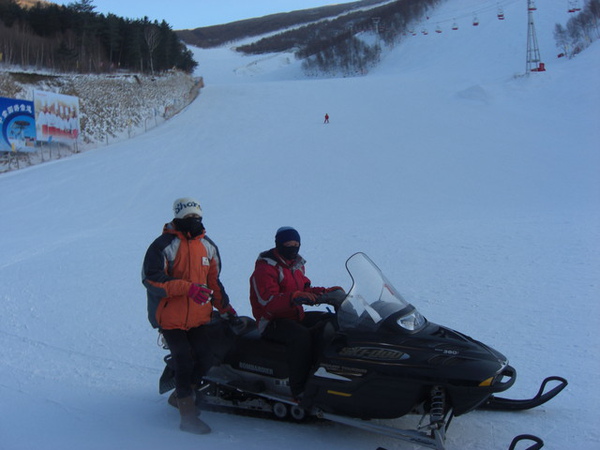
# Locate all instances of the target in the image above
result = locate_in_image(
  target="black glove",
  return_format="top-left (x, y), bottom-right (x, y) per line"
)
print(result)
top-left (291, 291), bottom-right (318, 305)
top-left (317, 288), bottom-right (346, 308)
top-left (227, 315), bottom-right (247, 335)
top-left (227, 314), bottom-right (242, 327)
top-left (220, 305), bottom-right (237, 321)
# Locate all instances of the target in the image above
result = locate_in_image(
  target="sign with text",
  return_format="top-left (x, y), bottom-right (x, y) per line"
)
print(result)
top-left (33, 90), bottom-right (80, 144)
top-left (0, 97), bottom-right (36, 152)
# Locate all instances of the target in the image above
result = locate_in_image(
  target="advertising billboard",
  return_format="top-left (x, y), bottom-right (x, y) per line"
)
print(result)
top-left (33, 90), bottom-right (80, 144)
top-left (0, 97), bottom-right (36, 152)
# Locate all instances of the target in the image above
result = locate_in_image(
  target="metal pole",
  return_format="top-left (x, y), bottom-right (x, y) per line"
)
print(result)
top-left (526, 0), bottom-right (542, 73)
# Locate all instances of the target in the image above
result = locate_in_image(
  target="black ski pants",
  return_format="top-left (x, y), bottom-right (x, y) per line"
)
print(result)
top-left (262, 312), bottom-right (327, 397)
top-left (161, 326), bottom-right (214, 399)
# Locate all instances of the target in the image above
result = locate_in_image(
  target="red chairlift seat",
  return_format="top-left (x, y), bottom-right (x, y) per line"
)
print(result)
top-left (531, 62), bottom-right (546, 72)
top-left (568, 0), bottom-right (582, 12)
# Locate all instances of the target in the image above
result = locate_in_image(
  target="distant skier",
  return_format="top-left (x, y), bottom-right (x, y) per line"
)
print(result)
top-left (324, 113), bottom-right (329, 124)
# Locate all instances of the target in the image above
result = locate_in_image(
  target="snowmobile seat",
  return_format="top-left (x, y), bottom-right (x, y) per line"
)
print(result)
top-left (238, 327), bottom-right (261, 340)
top-left (225, 334), bottom-right (290, 379)
top-left (231, 316), bottom-right (258, 337)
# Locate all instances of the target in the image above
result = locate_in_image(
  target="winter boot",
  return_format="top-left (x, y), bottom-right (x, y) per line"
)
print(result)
top-left (167, 390), bottom-right (178, 408)
top-left (177, 395), bottom-right (211, 435)
top-left (168, 385), bottom-right (199, 411)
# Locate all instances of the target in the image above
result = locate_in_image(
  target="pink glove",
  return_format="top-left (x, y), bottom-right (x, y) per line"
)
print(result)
top-left (188, 284), bottom-right (213, 305)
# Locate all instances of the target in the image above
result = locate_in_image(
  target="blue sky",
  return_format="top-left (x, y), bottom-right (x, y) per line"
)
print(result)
top-left (50, 1), bottom-right (357, 29)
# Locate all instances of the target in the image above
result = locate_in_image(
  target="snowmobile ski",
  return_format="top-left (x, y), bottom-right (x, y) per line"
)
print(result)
top-left (318, 409), bottom-right (450, 450)
top-left (376, 433), bottom-right (545, 450)
top-left (508, 434), bottom-right (544, 450)
top-left (479, 376), bottom-right (567, 411)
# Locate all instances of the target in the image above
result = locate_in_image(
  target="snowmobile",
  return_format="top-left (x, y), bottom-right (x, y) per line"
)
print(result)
top-left (159, 252), bottom-right (567, 450)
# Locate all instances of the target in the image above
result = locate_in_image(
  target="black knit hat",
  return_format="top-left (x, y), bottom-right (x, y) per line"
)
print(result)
top-left (275, 227), bottom-right (301, 246)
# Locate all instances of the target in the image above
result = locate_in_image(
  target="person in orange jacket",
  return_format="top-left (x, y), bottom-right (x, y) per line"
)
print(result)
top-left (142, 197), bottom-right (237, 434)
top-left (249, 227), bottom-right (344, 398)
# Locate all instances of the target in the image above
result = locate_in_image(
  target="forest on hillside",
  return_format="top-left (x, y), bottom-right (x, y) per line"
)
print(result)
top-left (176, 0), bottom-right (442, 77)
top-left (175, 0), bottom-right (385, 48)
top-left (0, 0), bottom-right (197, 73)
top-left (292, 0), bottom-right (443, 76)
top-left (554, 0), bottom-right (600, 58)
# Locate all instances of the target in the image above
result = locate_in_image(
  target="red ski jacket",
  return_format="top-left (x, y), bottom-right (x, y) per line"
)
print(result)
top-left (249, 248), bottom-right (327, 333)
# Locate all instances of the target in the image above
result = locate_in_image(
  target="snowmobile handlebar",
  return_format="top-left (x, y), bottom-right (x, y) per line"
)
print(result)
top-left (314, 289), bottom-right (347, 309)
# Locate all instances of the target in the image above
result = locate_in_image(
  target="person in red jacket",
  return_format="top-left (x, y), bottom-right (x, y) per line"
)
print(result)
top-left (249, 226), bottom-right (343, 398)
top-left (142, 197), bottom-right (237, 435)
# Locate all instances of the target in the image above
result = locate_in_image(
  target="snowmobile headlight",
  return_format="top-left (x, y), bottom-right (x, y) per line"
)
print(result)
top-left (396, 311), bottom-right (426, 331)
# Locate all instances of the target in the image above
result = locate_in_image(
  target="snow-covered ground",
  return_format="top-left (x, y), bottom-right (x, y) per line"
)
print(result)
top-left (1, 0), bottom-right (598, 449)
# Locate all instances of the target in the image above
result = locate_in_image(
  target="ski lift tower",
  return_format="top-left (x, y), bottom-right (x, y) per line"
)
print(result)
top-left (372, 17), bottom-right (381, 43)
top-left (526, 0), bottom-right (545, 73)
top-left (372, 17), bottom-right (381, 33)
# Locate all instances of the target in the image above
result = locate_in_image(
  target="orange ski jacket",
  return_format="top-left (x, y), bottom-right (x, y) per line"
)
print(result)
top-left (142, 222), bottom-right (231, 330)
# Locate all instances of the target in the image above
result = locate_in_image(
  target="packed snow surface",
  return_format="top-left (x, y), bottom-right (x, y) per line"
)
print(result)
top-left (1, 0), bottom-right (598, 449)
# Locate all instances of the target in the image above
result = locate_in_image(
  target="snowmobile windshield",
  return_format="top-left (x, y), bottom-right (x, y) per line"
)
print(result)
top-left (337, 253), bottom-right (426, 333)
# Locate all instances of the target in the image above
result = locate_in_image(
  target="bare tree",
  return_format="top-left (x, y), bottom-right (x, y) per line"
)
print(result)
top-left (144, 23), bottom-right (160, 75)
top-left (554, 24), bottom-right (569, 55)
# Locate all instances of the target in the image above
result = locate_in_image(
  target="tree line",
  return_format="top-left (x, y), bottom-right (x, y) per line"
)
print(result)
top-left (554, 0), bottom-right (600, 58)
top-left (234, 0), bottom-right (441, 77)
top-left (176, 1), bottom-right (385, 49)
top-left (0, 0), bottom-right (197, 73)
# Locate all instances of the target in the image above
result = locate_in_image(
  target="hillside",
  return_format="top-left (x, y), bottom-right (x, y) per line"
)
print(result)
top-left (3, 0), bottom-right (596, 173)
top-left (0, 69), bottom-right (200, 171)
top-left (176, 0), bottom-right (442, 66)
top-left (179, 0), bottom-right (598, 77)
top-left (15, 0), bottom-right (51, 8)
top-left (176, 0), bottom-right (387, 47)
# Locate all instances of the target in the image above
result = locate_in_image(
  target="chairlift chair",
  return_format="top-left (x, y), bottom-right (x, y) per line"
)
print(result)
top-left (568, 0), bottom-right (582, 13)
